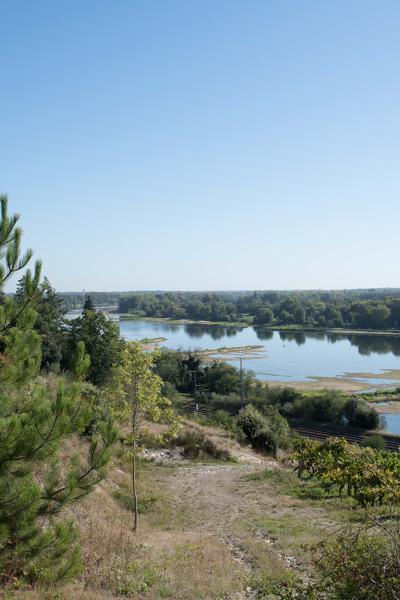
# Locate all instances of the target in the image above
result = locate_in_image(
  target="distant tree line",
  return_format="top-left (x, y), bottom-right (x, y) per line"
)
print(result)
top-left (111, 290), bottom-right (400, 331)
top-left (118, 292), bottom-right (239, 322)
top-left (59, 291), bottom-right (130, 309)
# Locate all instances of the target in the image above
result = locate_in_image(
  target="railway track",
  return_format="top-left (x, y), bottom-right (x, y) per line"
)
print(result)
top-left (290, 424), bottom-right (400, 452)
top-left (178, 403), bottom-right (400, 452)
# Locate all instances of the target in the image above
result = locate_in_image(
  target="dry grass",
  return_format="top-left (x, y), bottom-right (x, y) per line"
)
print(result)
top-left (3, 421), bottom-right (386, 600)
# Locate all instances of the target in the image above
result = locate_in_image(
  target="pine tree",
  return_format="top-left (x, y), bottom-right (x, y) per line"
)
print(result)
top-left (83, 294), bottom-right (95, 312)
top-left (0, 195), bottom-right (117, 585)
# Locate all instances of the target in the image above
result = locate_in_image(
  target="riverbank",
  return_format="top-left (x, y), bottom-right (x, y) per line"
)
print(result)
top-left (368, 401), bottom-right (400, 414)
top-left (118, 315), bottom-right (249, 327)
top-left (254, 324), bottom-right (400, 337)
top-left (121, 315), bottom-right (400, 336)
top-left (120, 319), bottom-right (400, 394)
top-left (264, 369), bottom-right (400, 393)
top-left (265, 377), bottom-right (374, 393)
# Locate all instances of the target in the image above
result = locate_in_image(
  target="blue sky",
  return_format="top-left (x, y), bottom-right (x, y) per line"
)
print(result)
top-left (1, 1), bottom-right (399, 291)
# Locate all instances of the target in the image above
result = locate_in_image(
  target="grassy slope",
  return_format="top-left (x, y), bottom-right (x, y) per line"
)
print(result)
top-left (3, 422), bottom-right (391, 600)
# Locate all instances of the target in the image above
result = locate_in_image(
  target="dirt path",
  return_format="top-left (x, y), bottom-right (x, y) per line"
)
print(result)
top-left (170, 462), bottom-right (266, 536)
top-left (162, 434), bottom-right (279, 588)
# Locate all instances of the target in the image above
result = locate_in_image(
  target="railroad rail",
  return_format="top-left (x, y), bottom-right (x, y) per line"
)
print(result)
top-left (288, 424), bottom-right (400, 452)
top-left (178, 402), bottom-right (400, 452)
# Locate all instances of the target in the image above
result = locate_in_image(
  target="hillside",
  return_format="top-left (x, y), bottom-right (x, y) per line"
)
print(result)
top-left (5, 420), bottom-right (391, 600)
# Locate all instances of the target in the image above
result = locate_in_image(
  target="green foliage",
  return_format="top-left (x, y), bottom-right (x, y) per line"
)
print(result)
top-left (237, 404), bottom-right (267, 440)
top-left (263, 522), bottom-right (400, 599)
top-left (211, 409), bottom-right (236, 432)
top-left (254, 305), bottom-right (273, 325)
top-left (293, 436), bottom-right (400, 507)
top-left (174, 427), bottom-right (232, 460)
top-left (113, 288), bottom-right (400, 331)
top-left (344, 397), bottom-right (380, 429)
top-left (118, 292), bottom-right (238, 322)
top-left (236, 404), bottom-right (290, 456)
top-left (153, 348), bottom-right (256, 397)
top-left (0, 195), bottom-right (117, 585)
top-left (108, 341), bottom-right (182, 530)
top-left (361, 434), bottom-right (386, 450)
top-left (64, 307), bottom-right (123, 386)
top-left (277, 388), bottom-right (379, 428)
top-left (82, 294), bottom-right (95, 312)
top-left (313, 528), bottom-right (400, 599)
top-left (16, 276), bottom-right (67, 372)
top-left (251, 425), bottom-right (278, 455)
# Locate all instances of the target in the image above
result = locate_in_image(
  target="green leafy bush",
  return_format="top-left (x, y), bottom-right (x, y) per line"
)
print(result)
top-left (361, 434), bottom-right (386, 450)
top-left (314, 530), bottom-right (400, 599)
top-left (252, 425), bottom-right (278, 455)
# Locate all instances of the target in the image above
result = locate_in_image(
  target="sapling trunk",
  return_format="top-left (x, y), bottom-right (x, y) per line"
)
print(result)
top-left (132, 442), bottom-right (138, 531)
top-left (131, 384), bottom-right (138, 531)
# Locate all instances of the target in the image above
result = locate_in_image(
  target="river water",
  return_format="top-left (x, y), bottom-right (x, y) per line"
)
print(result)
top-left (120, 319), bottom-right (400, 385)
top-left (66, 312), bottom-right (400, 433)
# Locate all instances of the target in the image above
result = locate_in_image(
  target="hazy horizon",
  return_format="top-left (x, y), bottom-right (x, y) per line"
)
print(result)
top-left (59, 287), bottom-right (400, 294)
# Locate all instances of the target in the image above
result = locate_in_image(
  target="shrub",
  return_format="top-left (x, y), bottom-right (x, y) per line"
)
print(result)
top-left (161, 381), bottom-right (178, 400)
top-left (212, 409), bottom-right (236, 432)
top-left (344, 398), bottom-right (380, 429)
top-left (252, 426), bottom-right (278, 456)
top-left (175, 428), bottom-right (231, 461)
top-left (236, 404), bottom-right (267, 440)
top-left (236, 404), bottom-right (284, 456)
top-left (361, 434), bottom-right (386, 450)
top-left (263, 405), bottom-right (291, 449)
top-left (314, 530), bottom-right (400, 599)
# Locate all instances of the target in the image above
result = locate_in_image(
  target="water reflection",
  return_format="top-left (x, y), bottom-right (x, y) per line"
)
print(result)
top-left (254, 328), bottom-right (400, 357)
top-left (183, 324), bottom-right (240, 340)
top-left (156, 323), bottom-right (181, 334)
top-left (254, 328), bottom-right (274, 341)
top-left (119, 319), bottom-right (400, 383)
top-left (278, 331), bottom-right (307, 345)
top-left (348, 335), bottom-right (400, 357)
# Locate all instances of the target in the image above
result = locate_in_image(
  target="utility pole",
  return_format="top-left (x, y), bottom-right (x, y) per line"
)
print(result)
top-left (240, 356), bottom-right (244, 408)
top-left (189, 369), bottom-right (198, 411)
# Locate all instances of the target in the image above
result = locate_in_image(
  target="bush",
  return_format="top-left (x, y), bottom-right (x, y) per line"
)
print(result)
top-left (344, 398), bottom-right (380, 429)
top-left (314, 529), bottom-right (400, 599)
top-left (281, 390), bottom-right (346, 424)
top-left (252, 426), bottom-right (278, 455)
top-left (236, 404), bottom-right (287, 457)
top-left (236, 404), bottom-right (267, 440)
top-left (161, 381), bottom-right (178, 400)
top-left (263, 405), bottom-right (291, 449)
top-left (212, 409), bottom-right (236, 432)
top-left (175, 428), bottom-right (232, 461)
top-left (361, 434), bottom-right (386, 450)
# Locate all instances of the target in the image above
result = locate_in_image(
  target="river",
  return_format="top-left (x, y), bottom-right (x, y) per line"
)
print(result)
top-left (119, 319), bottom-right (400, 386)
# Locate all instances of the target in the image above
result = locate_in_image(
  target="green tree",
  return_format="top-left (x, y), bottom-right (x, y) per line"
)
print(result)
top-left (108, 341), bottom-right (181, 531)
top-left (255, 305), bottom-right (274, 325)
top-left (64, 309), bottom-right (123, 386)
top-left (17, 276), bottom-right (67, 371)
top-left (83, 294), bottom-right (96, 312)
top-left (0, 195), bottom-right (117, 584)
